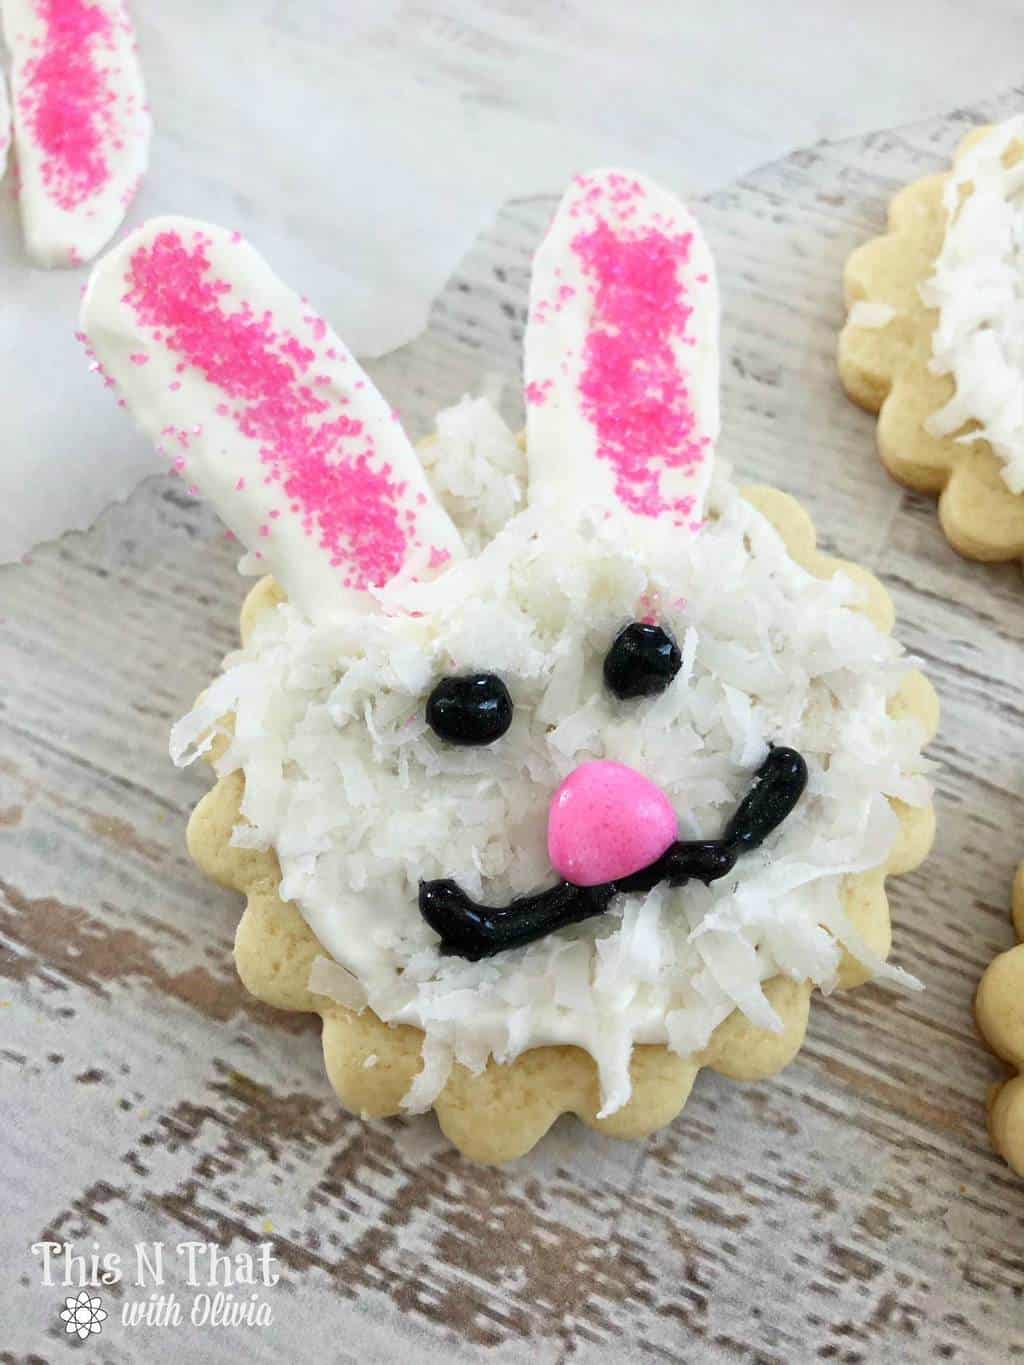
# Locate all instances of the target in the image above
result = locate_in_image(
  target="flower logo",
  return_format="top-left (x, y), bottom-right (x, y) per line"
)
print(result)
top-left (59, 1289), bottom-right (107, 1340)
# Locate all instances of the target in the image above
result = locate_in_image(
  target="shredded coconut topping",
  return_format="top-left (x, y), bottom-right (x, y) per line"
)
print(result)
top-left (921, 117), bottom-right (1024, 494)
top-left (419, 397), bottom-right (526, 554)
top-left (173, 398), bottom-right (930, 1117)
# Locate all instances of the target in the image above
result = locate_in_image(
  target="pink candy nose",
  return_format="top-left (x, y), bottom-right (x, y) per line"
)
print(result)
top-left (547, 760), bottom-right (679, 887)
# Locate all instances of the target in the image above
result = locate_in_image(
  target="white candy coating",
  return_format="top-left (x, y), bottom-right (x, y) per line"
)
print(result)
top-left (81, 217), bottom-right (465, 619)
top-left (3, 0), bottom-right (150, 267)
top-left (525, 169), bottom-right (719, 534)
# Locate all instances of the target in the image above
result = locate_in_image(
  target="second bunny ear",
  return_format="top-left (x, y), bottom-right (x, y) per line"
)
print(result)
top-left (524, 170), bottom-right (719, 533)
top-left (81, 219), bottom-right (464, 620)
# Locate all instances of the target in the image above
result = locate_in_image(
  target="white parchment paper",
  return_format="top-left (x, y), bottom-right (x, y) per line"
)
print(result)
top-left (2, 0), bottom-right (1023, 562)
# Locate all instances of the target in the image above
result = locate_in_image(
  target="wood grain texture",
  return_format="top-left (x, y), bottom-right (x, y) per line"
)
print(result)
top-left (4, 89), bottom-right (1024, 1363)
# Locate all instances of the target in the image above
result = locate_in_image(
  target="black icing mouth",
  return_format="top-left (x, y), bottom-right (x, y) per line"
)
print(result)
top-left (419, 746), bottom-right (808, 961)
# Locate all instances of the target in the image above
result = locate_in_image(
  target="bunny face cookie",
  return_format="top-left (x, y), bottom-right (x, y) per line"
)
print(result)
top-left (839, 120), bottom-right (1024, 563)
top-left (975, 864), bottom-right (1024, 1177)
top-left (82, 171), bottom-right (938, 1162)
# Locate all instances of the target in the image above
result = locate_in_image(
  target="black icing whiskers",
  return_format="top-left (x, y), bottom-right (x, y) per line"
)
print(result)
top-left (419, 746), bottom-right (808, 961)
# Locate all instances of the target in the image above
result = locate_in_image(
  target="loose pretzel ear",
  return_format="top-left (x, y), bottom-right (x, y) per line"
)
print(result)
top-left (81, 218), bottom-right (464, 620)
top-left (2, 0), bottom-right (151, 266)
top-left (0, 70), bottom-right (9, 186)
top-left (524, 170), bottom-right (719, 534)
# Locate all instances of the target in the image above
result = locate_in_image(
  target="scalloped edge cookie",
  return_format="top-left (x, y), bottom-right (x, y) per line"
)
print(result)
top-left (838, 126), bottom-right (1024, 564)
top-left (186, 485), bottom-right (938, 1164)
top-left (975, 863), bottom-right (1024, 1177)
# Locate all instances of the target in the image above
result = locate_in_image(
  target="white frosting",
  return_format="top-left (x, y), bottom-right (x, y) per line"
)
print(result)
top-left (524, 169), bottom-right (718, 537)
top-left (81, 217), bottom-right (465, 619)
top-left (173, 399), bottom-right (930, 1118)
top-left (3, 0), bottom-right (150, 267)
top-left (921, 117), bottom-right (1024, 493)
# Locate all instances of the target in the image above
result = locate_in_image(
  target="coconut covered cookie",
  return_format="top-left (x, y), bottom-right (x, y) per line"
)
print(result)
top-left (839, 120), bottom-right (1024, 562)
top-left (81, 172), bottom-right (937, 1162)
top-left (976, 865), bottom-right (1024, 1177)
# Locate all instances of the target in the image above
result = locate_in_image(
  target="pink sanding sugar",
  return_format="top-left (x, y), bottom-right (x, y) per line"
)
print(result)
top-left (122, 230), bottom-right (411, 591)
top-left (18, 0), bottom-right (120, 211)
top-left (570, 203), bottom-right (709, 523)
top-left (547, 760), bottom-right (678, 887)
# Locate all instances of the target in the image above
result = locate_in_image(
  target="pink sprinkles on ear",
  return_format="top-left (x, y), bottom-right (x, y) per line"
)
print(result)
top-left (570, 183), bottom-right (710, 522)
top-left (122, 230), bottom-right (412, 590)
top-left (18, 0), bottom-right (122, 211)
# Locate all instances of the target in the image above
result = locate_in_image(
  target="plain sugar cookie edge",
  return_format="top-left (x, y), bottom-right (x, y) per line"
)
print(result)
top-left (837, 129), bottom-right (1024, 567)
top-left (975, 862), bottom-right (1024, 1177)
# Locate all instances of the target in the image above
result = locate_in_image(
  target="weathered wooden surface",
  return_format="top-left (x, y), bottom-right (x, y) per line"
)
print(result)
top-left (4, 90), bottom-right (1024, 1364)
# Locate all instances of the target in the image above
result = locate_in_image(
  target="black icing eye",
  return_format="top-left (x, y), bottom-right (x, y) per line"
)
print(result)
top-left (603, 622), bottom-right (682, 699)
top-left (426, 673), bottom-right (514, 746)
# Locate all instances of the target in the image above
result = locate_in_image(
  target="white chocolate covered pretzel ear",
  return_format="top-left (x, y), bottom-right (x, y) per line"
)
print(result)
top-left (0, 72), bottom-right (9, 185)
top-left (2, 0), bottom-right (150, 267)
top-left (524, 170), bottom-right (719, 533)
top-left (81, 218), bottom-right (464, 619)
